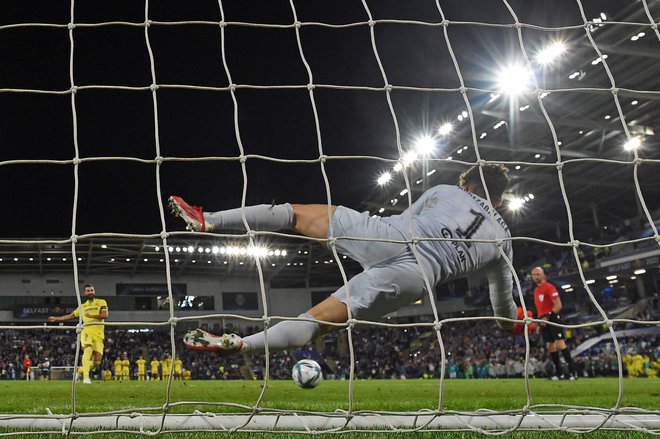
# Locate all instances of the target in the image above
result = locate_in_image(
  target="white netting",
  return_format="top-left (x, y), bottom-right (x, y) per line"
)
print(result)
top-left (0, 0), bottom-right (659, 435)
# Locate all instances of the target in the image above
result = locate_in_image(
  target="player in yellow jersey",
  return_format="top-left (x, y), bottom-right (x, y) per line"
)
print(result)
top-left (161, 355), bottom-right (172, 381)
top-left (48, 284), bottom-right (108, 384)
top-left (103, 369), bottom-right (112, 381)
top-left (173, 356), bottom-right (183, 381)
top-left (150, 357), bottom-right (160, 381)
top-left (183, 369), bottom-right (191, 381)
top-left (114, 357), bottom-right (122, 381)
top-left (136, 355), bottom-right (147, 381)
top-left (121, 353), bottom-right (131, 381)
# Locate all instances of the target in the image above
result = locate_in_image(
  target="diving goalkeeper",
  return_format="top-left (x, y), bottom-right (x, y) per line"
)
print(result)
top-left (171, 164), bottom-right (517, 356)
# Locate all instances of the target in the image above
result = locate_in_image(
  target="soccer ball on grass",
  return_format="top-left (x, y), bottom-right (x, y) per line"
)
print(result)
top-left (292, 359), bottom-right (322, 389)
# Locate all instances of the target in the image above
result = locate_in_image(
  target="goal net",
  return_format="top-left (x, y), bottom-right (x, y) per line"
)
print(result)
top-left (0, 0), bottom-right (659, 435)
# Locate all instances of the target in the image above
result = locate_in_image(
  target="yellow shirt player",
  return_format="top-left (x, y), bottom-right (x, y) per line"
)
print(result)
top-left (161, 356), bottom-right (172, 380)
top-left (183, 369), bottom-right (191, 381)
top-left (150, 357), bottom-right (160, 381)
top-left (48, 284), bottom-right (108, 384)
top-left (121, 354), bottom-right (130, 381)
top-left (103, 369), bottom-right (112, 381)
top-left (174, 356), bottom-right (183, 380)
top-left (136, 356), bottom-right (147, 381)
top-left (114, 358), bottom-right (122, 381)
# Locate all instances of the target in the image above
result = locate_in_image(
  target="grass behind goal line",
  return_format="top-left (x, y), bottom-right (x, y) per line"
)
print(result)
top-left (0, 378), bottom-right (657, 414)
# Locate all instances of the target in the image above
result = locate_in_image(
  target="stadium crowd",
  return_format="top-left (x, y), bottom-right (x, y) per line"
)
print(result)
top-left (1, 312), bottom-right (657, 381)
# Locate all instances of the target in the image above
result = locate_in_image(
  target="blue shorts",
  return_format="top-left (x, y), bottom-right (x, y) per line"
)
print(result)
top-left (328, 207), bottom-right (427, 321)
top-left (329, 206), bottom-right (408, 269)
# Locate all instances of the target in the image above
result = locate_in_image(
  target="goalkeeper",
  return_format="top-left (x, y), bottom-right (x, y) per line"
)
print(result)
top-left (170, 164), bottom-right (517, 355)
top-left (47, 284), bottom-right (108, 384)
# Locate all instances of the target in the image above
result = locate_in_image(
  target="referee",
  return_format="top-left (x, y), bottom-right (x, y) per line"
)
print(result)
top-left (532, 267), bottom-right (577, 380)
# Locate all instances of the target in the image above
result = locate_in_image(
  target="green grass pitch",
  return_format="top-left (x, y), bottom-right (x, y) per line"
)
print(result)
top-left (0, 378), bottom-right (657, 437)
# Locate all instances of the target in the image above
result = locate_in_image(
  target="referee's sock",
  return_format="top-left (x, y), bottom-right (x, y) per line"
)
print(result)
top-left (242, 313), bottom-right (320, 354)
top-left (204, 203), bottom-right (294, 232)
top-left (561, 348), bottom-right (576, 376)
top-left (550, 351), bottom-right (562, 377)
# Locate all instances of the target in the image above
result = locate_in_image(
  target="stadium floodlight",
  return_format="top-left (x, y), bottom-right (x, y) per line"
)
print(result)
top-left (536, 41), bottom-right (566, 65)
top-left (187, 245), bottom-right (194, 253)
top-left (508, 197), bottom-right (524, 211)
top-left (377, 172), bottom-right (391, 186)
top-left (212, 246), bottom-right (219, 254)
top-left (631, 100), bottom-right (638, 105)
top-left (413, 135), bottom-right (436, 155)
top-left (154, 246), bottom-right (160, 251)
top-left (606, 275), bottom-right (617, 280)
top-left (561, 284), bottom-right (572, 289)
top-left (426, 169), bottom-right (436, 176)
top-left (624, 137), bottom-right (641, 151)
top-left (378, 207), bottom-right (385, 213)
top-left (399, 189), bottom-right (408, 196)
top-left (496, 64), bottom-right (534, 95)
top-left (393, 162), bottom-right (403, 172)
top-left (437, 122), bottom-right (453, 136)
top-left (634, 269), bottom-right (646, 275)
top-left (101, 244), bottom-right (107, 249)
top-left (586, 279), bottom-right (595, 284)
top-left (528, 193), bottom-right (535, 199)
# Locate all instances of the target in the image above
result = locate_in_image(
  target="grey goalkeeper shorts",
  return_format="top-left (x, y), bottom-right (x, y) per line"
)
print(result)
top-left (328, 206), bottom-right (427, 321)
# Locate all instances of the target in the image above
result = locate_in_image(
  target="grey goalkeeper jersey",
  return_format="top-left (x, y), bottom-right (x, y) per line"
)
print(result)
top-left (383, 184), bottom-right (516, 325)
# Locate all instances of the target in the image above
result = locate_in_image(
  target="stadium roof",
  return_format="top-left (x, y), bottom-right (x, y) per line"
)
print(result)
top-left (0, 1), bottom-right (658, 285)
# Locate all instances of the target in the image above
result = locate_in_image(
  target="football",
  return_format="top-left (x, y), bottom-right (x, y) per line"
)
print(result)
top-left (291, 359), bottom-right (323, 389)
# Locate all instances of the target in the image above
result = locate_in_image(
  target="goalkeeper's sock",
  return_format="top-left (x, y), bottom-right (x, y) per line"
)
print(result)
top-left (561, 348), bottom-right (576, 375)
top-left (242, 313), bottom-right (320, 354)
top-left (550, 351), bottom-right (562, 376)
top-left (204, 203), bottom-right (294, 232)
top-left (82, 346), bottom-right (94, 379)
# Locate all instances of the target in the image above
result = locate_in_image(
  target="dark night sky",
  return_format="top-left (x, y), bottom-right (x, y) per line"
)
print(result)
top-left (0, 0), bottom-right (654, 239)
